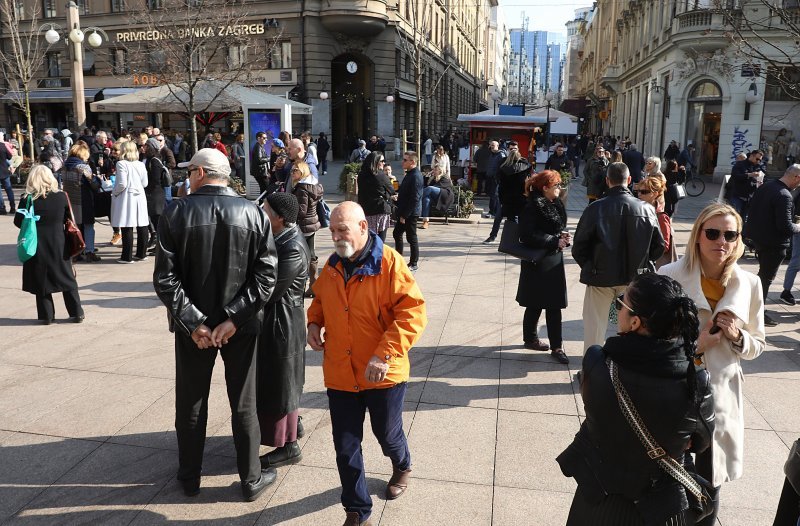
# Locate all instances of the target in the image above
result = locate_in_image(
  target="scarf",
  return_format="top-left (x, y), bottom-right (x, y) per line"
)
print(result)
top-left (530, 191), bottom-right (566, 235)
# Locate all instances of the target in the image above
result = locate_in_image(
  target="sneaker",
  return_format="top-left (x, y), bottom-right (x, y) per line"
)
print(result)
top-left (133, 256), bottom-right (149, 262)
top-left (524, 339), bottom-right (550, 351)
top-left (780, 290), bottom-right (796, 306)
top-left (408, 263), bottom-right (419, 272)
top-left (551, 348), bottom-right (570, 364)
top-left (482, 236), bottom-right (496, 244)
top-left (481, 212), bottom-right (494, 219)
top-left (110, 233), bottom-right (122, 246)
top-left (117, 258), bottom-right (134, 264)
top-left (764, 313), bottom-right (778, 327)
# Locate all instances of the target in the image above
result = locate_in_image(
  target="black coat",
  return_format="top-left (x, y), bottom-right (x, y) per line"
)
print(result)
top-left (730, 159), bottom-right (760, 200)
top-left (557, 335), bottom-right (714, 525)
top-left (144, 156), bottom-right (167, 216)
top-left (432, 174), bottom-right (455, 213)
top-left (622, 149), bottom-right (645, 183)
top-left (14, 192), bottom-right (80, 295)
top-left (498, 156), bottom-right (531, 217)
top-left (152, 185), bottom-right (278, 336)
top-left (744, 178), bottom-right (799, 249)
top-left (396, 166), bottom-right (423, 218)
top-left (292, 181), bottom-right (323, 234)
top-left (258, 225), bottom-right (309, 415)
top-left (516, 191), bottom-right (567, 309)
top-left (357, 169), bottom-right (395, 216)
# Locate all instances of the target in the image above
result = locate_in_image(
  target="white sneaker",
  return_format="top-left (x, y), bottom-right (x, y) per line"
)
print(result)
top-left (116, 259), bottom-right (134, 264)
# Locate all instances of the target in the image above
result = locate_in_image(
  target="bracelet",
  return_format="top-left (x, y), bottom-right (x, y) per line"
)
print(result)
top-left (731, 332), bottom-right (744, 349)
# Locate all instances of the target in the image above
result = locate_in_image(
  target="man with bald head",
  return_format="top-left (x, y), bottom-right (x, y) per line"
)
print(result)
top-left (279, 138), bottom-right (318, 187)
top-left (307, 201), bottom-right (427, 526)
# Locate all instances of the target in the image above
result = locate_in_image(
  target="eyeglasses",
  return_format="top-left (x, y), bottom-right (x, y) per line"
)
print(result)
top-left (704, 228), bottom-right (740, 242)
top-left (638, 189), bottom-right (652, 195)
top-left (615, 294), bottom-right (636, 314)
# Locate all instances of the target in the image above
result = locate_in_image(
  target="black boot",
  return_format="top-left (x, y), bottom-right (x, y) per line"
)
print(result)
top-left (297, 414), bottom-right (305, 438)
top-left (260, 441), bottom-right (302, 468)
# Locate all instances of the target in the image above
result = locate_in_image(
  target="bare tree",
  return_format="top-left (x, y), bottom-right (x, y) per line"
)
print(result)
top-left (0, 1), bottom-right (55, 159)
top-left (716, 0), bottom-right (800, 100)
top-left (399, 4), bottom-right (451, 154)
top-left (118, 0), bottom-right (282, 152)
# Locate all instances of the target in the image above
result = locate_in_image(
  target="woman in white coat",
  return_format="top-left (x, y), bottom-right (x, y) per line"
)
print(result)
top-left (111, 140), bottom-right (150, 263)
top-left (659, 202), bottom-right (765, 525)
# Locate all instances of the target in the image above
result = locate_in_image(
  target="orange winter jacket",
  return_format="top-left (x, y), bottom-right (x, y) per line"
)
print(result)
top-left (307, 234), bottom-right (426, 392)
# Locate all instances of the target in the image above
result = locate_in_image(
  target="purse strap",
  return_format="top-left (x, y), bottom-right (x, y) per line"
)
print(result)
top-left (606, 357), bottom-right (706, 503)
top-left (64, 191), bottom-right (76, 224)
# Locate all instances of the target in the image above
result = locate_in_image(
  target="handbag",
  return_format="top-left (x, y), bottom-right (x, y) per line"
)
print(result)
top-left (607, 358), bottom-right (714, 522)
top-left (16, 195), bottom-right (39, 263)
top-left (497, 220), bottom-right (549, 263)
top-left (160, 165), bottom-right (172, 187)
top-left (668, 183), bottom-right (687, 202)
top-left (785, 438), bottom-right (800, 494)
top-left (64, 192), bottom-right (86, 260)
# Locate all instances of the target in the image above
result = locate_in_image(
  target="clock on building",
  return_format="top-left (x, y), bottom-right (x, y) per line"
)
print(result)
top-left (346, 61), bottom-right (358, 74)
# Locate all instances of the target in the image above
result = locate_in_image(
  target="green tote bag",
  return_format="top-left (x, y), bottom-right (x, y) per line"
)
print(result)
top-left (16, 195), bottom-right (39, 263)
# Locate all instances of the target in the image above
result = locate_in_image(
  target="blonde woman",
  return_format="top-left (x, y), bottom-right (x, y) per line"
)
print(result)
top-left (659, 203), bottom-right (766, 525)
top-left (644, 156), bottom-right (666, 183)
top-left (14, 165), bottom-right (84, 324)
top-left (112, 141), bottom-right (150, 263)
top-left (290, 161), bottom-right (323, 296)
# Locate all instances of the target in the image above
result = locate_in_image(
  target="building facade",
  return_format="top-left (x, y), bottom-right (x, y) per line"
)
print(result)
top-left (1, 0), bottom-right (495, 159)
top-left (510, 29), bottom-right (567, 103)
top-left (576, 0), bottom-right (800, 179)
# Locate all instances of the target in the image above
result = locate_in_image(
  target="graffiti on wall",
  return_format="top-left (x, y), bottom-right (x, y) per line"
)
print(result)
top-left (731, 125), bottom-right (753, 165)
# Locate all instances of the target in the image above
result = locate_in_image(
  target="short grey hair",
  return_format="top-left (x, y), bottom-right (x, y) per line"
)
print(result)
top-left (629, 143), bottom-right (638, 151)
top-left (646, 156), bottom-right (661, 172)
top-left (203, 168), bottom-right (231, 183)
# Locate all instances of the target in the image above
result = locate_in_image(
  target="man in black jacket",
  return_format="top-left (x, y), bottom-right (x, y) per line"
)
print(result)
top-left (545, 144), bottom-right (574, 174)
top-left (250, 131), bottom-right (270, 194)
top-left (393, 151), bottom-right (424, 271)
top-left (621, 143), bottom-right (645, 184)
top-left (729, 149), bottom-right (764, 220)
top-left (744, 164), bottom-right (800, 326)
top-left (572, 162), bottom-right (665, 352)
top-left (153, 148), bottom-right (279, 502)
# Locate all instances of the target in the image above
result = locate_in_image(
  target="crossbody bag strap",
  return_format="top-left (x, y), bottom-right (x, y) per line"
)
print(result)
top-left (606, 357), bottom-right (706, 503)
top-left (64, 192), bottom-right (76, 224)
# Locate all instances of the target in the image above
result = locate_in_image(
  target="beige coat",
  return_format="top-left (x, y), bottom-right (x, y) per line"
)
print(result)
top-left (659, 258), bottom-right (765, 486)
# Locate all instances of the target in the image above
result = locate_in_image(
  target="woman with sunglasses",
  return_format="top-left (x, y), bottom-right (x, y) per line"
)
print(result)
top-left (636, 177), bottom-right (674, 269)
top-left (659, 202), bottom-right (765, 525)
top-left (558, 272), bottom-right (714, 524)
top-left (357, 151), bottom-right (395, 241)
top-left (516, 170), bottom-right (570, 364)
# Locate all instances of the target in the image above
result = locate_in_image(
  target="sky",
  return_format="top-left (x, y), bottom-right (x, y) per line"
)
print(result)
top-left (499, 0), bottom-right (592, 34)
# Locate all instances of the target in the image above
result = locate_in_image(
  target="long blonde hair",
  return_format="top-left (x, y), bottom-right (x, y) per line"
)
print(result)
top-left (685, 202), bottom-right (744, 286)
top-left (25, 164), bottom-right (60, 200)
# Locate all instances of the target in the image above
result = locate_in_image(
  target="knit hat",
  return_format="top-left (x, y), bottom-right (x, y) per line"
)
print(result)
top-left (266, 192), bottom-right (299, 224)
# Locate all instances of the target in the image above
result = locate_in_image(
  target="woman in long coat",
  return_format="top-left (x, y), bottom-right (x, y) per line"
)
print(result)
top-left (63, 141), bottom-right (100, 262)
top-left (143, 138), bottom-right (166, 249)
top-left (112, 141), bottom-right (150, 262)
top-left (14, 165), bottom-right (84, 323)
top-left (516, 170), bottom-right (570, 364)
top-left (258, 192), bottom-right (309, 468)
top-left (357, 152), bottom-right (395, 241)
top-left (659, 202), bottom-right (765, 525)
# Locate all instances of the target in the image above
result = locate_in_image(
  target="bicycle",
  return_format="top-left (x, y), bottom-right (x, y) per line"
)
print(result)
top-left (685, 174), bottom-right (705, 197)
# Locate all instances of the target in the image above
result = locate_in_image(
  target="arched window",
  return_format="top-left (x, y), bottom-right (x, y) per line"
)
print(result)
top-left (689, 80), bottom-right (722, 100)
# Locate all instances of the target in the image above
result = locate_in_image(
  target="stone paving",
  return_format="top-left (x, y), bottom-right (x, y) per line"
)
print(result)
top-left (0, 166), bottom-right (798, 525)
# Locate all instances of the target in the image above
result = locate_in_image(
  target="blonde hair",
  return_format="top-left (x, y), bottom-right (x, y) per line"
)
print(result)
top-left (120, 140), bottom-right (140, 162)
top-left (69, 142), bottom-right (90, 161)
top-left (685, 202), bottom-right (744, 286)
top-left (26, 164), bottom-right (59, 200)
top-left (291, 160), bottom-right (311, 181)
top-left (637, 176), bottom-right (665, 197)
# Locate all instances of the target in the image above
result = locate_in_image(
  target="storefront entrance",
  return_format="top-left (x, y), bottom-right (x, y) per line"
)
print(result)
top-left (686, 81), bottom-right (723, 175)
top-left (330, 53), bottom-right (372, 159)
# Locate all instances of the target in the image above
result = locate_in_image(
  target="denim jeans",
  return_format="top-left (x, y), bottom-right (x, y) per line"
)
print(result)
top-left (0, 177), bottom-right (14, 210)
top-left (783, 232), bottom-right (800, 291)
top-left (421, 186), bottom-right (442, 217)
top-left (728, 196), bottom-right (749, 222)
top-left (81, 223), bottom-right (96, 253)
top-left (328, 383), bottom-right (411, 522)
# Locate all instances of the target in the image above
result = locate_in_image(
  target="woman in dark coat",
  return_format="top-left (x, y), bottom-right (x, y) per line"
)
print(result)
top-left (663, 159), bottom-right (686, 218)
top-left (14, 165), bottom-right (84, 323)
top-left (557, 273), bottom-right (715, 525)
top-left (317, 132), bottom-right (330, 175)
top-left (290, 161), bottom-right (323, 297)
top-left (63, 141), bottom-right (100, 262)
top-left (357, 151), bottom-right (395, 240)
top-left (143, 138), bottom-right (167, 249)
top-left (258, 192), bottom-right (309, 468)
top-left (516, 170), bottom-right (570, 364)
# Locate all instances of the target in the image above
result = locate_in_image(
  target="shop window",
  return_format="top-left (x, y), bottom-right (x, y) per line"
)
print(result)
top-left (42, 0), bottom-right (56, 18)
top-left (689, 80), bottom-right (722, 99)
top-left (111, 0), bottom-right (125, 12)
top-left (766, 68), bottom-right (800, 101)
top-left (83, 50), bottom-right (96, 76)
top-left (267, 41), bottom-right (291, 69)
top-left (228, 45), bottom-right (247, 69)
top-left (47, 52), bottom-right (61, 77)
top-left (112, 48), bottom-right (129, 74)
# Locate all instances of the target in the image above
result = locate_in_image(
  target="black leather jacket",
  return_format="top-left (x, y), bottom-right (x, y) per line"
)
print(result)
top-left (498, 156), bottom-right (531, 216)
top-left (572, 186), bottom-right (665, 287)
top-left (744, 178), bottom-right (800, 248)
top-left (558, 335), bottom-right (714, 524)
top-left (153, 185), bottom-right (278, 336)
top-left (358, 170), bottom-right (395, 216)
top-left (250, 142), bottom-right (269, 178)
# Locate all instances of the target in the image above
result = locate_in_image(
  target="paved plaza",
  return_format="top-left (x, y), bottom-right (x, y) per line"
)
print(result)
top-left (1, 170), bottom-right (798, 525)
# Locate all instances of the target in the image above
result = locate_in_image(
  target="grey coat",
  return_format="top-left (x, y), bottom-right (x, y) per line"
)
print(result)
top-left (257, 224), bottom-right (310, 415)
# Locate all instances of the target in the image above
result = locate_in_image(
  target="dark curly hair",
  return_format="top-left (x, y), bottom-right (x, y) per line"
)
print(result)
top-left (626, 273), bottom-right (701, 405)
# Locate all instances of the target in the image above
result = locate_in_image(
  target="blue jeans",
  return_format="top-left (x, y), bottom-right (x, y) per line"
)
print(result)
top-left (783, 232), bottom-right (800, 291)
top-left (0, 177), bottom-right (14, 210)
top-left (164, 185), bottom-right (173, 204)
top-left (82, 224), bottom-right (96, 253)
top-left (328, 383), bottom-right (411, 522)
top-left (421, 186), bottom-right (442, 217)
top-left (729, 196), bottom-right (749, 222)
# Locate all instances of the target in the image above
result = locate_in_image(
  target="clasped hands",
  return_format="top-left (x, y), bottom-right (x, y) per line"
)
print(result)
top-left (191, 319), bottom-right (237, 349)
top-left (698, 310), bottom-right (741, 352)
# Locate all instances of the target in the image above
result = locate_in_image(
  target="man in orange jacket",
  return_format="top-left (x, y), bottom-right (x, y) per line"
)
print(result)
top-left (307, 201), bottom-right (426, 526)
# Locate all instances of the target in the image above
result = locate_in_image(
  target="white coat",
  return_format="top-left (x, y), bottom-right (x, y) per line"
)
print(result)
top-left (111, 160), bottom-right (149, 228)
top-left (659, 257), bottom-right (765, 487)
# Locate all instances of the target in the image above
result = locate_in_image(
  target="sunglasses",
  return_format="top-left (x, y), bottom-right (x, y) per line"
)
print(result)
top-left (703, 228), bottom-right (740, 242)
top-left (638, 189), bottom-right (652, 195)
top-left (615, 294), bottom-right (636, 314)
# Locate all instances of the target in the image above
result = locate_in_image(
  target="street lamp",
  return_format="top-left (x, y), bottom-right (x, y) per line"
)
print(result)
top-left (544, 91), bottom-right (553, 149)
top-left (62, 1), bottom-right (108, 129)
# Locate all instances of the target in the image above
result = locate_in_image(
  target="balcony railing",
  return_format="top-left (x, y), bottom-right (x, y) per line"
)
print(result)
top-left (678, 11), bottom-right (712, 29)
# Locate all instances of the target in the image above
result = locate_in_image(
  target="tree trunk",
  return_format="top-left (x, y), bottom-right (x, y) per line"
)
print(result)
top-left (24, 89), bottom-right (34, 160)
top-left (189, 94), bottom-right (199, 154)
top-left (414, 64), bottom-right (423, 155)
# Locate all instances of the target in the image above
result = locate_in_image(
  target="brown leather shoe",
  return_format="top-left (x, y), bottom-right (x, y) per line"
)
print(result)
top-left (343, 511), bottom-right (372, 526)
top-left (524, 338), bottom-right (550, 351)
top-left (385, 466), bottom-right (411, 500)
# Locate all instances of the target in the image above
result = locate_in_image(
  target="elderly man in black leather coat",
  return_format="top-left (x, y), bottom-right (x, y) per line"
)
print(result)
top-left (153, 148), bottom-right (278, 502)
top-left (572, 162), bottom-right (665, 353)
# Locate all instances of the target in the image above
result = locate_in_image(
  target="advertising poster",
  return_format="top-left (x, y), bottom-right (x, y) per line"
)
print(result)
top-left (247, 110), bottom-right (281, 146)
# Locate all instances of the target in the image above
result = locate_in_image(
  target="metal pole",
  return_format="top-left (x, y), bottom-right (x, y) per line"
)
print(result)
top-left (546, 100), bottom-right (550, 149)
top-left (66, 1), bottom-right (85, 129)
